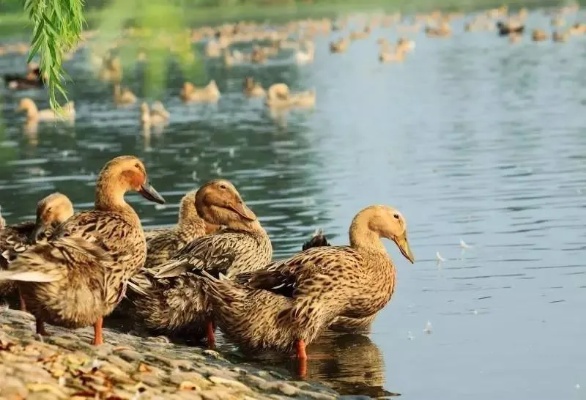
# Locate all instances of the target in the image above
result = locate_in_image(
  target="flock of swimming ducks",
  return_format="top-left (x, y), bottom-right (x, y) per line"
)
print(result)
top-left (0, 155), bottom-right (413, 375)
top-left (4, 4), bottom-right (584, 129)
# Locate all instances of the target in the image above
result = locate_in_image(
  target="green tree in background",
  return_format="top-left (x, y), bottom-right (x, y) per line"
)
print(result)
top-left (22, 0), bottom-right (200, 108)
top-left (25, 0), bottom-right (84, 109)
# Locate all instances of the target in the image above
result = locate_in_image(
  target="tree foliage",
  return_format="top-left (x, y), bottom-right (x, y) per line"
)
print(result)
top-left (25, 0), bottom-right (84, 109)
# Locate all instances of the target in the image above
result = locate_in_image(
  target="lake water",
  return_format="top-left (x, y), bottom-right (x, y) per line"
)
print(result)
top-left (1, 7), bottom-right (586, 400)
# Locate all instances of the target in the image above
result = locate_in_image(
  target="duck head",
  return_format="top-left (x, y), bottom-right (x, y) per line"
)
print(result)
top-left (31, 192), bottom-right (74, 243)
top-left (195, 179), bottom-right (256, 226)
top-left (352, 205), bottom-right (414, 263)
top-left (95, 155), bottom-right (165, 208)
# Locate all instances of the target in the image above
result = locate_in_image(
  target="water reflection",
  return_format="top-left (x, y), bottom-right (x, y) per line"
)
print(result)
top-left (306, 332), bottom-right (399, 398)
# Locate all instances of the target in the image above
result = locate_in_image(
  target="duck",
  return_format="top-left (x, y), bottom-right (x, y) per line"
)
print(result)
top-left (129, 179), bottom-right (272, 345)
top-left (379, 47), bottom-right (406, 63)
top-left (243, 77), bottom-right (266, 98)
top-left (0, 193), bottom-right (74, 311)
top-left (140, 102), bottom-right (170, 127)
top-left (17, 98), bottom-right (76, 123)
top-left (349, 26), bottom-right (371, 40)
top-left (113, 83), bottom-right (137, 105)
top-left (295, 41), bottom-right (315, 65)
top-left (0, 156), bottom-right (165, 345)
top-left (4, 63), bottom-right (44, 90)
top-left (223, 49), bottom-right (251, 67)
top-left (205, 39), bottom-right (223, 58)
top-left (532, 29), bottom-right (549, 41)
top-left (98, 53), bottom-right (123, 83)
top-left (144, 220), bottom-right (218, 242)
top-left (265, 83), bottom-right (316, 109)
top-left (496, 21), bottom-right (525, 36)
top-left (396, 37), bottom-right (416, 52)
top-left (250, 45), bottom-right (269, 64)
top-left (552, 30), bottom-right (569, 42)
top-left (569, 23), bottom-right (586, 35)
top-left (142, 190), bottom-right (219, 269)
top-left (198, 205), bottom-right (414, 374)
top-left (330, 37), bottom-right (349, 53)
top-left (180, 81), bottom-right (221, 103)
top-left (425, 21), bottom-right (452, 38)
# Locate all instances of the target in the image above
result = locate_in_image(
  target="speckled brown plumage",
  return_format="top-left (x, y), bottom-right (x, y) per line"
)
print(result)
top-left (200, 205), bottom-right (414, 358)
top-left (144, 190), bottom-right (216, 269)
top-left (0, 156), bottom-right (165, 344)
top-left (129, 179), bottom-right (272, 342)
top-left (299, 229), bottom-right (373, 333)
top-left (0, 193), bottom-right (74, 302)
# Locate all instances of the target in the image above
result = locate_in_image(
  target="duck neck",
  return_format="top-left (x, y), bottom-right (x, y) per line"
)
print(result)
top-left (25, 104), bottom-right (38, 120)
top-left (349, 221), bottom-right (396, 301)
top-left (349, 217), bottom-right (393, 270)
top-left (94, 178), bottom-right (137, 220)
top-left (177, 203), bottom-right (206, 237)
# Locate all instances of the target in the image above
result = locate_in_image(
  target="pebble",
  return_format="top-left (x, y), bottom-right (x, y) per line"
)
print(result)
top-left (116, 348), bottom-right (144, 362)
top-left (0, 309), bottom-right (338, 400)
top-left (209, 375), bottom-right (250, 391)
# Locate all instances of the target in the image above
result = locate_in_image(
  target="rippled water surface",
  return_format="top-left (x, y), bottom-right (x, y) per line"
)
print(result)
top-left (1, 8), bottom-right (586, 399)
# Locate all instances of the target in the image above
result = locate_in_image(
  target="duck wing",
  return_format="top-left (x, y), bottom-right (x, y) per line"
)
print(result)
top-left (152, 232), bottom-right (248, 278)
top-left (50, 211), bottom-right (142, 270)
top-left (236, 246), bottom-right (361, 298)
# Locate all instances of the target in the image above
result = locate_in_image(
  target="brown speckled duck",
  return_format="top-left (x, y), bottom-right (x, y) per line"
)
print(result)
top-left (199, 205), bottom-right (414, 374)
top-left (129, 179), bottom-right (272, 345)
top-left (0, 193), bottom-right (74, 310)
top-left (0, 156), bottom-right (165, 345)
top-left (143, 190), bottom-right (219, 269)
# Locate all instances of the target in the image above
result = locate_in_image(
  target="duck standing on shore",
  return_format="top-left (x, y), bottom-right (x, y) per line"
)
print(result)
top-left (130, 179), bottom-right (272, 345)
top-left (0, 193), bottom-right (74, 311)
top-left (0, 156), bottom-right (165, 345)
top-left (199, 205), bottom-right (414, 375)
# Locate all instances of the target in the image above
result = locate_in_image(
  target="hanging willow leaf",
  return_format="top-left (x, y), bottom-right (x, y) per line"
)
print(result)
top-left (26, 0), bottom-right (85, 110)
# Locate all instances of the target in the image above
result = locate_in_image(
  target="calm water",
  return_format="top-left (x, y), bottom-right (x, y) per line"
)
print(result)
top-left (1, 8), bottom-right (586, 399)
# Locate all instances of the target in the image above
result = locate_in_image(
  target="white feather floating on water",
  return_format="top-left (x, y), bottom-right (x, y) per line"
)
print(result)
top-left (436, 252), bottom-right (446, 263)
top-left (423, 321), bottom-right (432, 334)
top-left (459, 239), bottom-right (472, 249)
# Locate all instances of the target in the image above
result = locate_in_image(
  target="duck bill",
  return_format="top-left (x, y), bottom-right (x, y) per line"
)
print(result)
top-left (228, 202), bottom-right (256, 221)
top-left (139, 182), bottom-right (166, 204)
top-left (396, 233), bottom-right (415, 263)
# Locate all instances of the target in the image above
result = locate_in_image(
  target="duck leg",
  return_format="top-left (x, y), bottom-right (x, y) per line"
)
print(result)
top-left (35, 318), bottom-right (48, 336)
top-left (92, 317), bottom-right (104, 345)
top-left (206, 320), bottom-right (216, 348)
top-left (296, 339), bottom-right (308, 377)
top-left (18, 288), bottom-right (27, 312)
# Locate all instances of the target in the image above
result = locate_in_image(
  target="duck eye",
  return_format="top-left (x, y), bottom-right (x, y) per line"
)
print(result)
top-left (134, 163), bottom-right (140, 169)
top-left (393, 214), bottom-right (400, 220)
top-left (219, 184), bottom-right (227, 190)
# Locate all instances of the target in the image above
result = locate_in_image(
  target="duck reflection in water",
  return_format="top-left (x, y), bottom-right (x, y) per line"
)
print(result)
top-left (233, 331), bottom-right (398, 398)
top-left (307, 332), bottom-right (400, 398)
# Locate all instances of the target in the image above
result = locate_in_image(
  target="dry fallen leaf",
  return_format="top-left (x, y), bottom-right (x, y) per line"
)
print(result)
top-left (179, 381), bottom-right (201, 391)
top-left (137, 363), bottom-right (151, 373)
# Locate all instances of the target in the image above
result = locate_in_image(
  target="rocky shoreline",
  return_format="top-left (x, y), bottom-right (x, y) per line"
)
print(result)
top-left (0, 308), bottom-right (339, 400)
